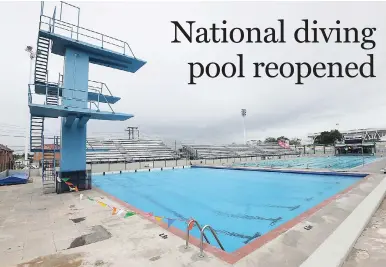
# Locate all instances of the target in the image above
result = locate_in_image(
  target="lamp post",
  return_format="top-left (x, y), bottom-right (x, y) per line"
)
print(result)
top-left (241, 109), bottom-right (246, 145)
top-left (25, 46), bottom-right (37, 165)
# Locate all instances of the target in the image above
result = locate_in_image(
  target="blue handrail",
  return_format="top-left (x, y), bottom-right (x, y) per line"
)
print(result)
top-left (39, 14), bottom-right (136, 58)
top-left (28, 83), bottom-right (115, 114)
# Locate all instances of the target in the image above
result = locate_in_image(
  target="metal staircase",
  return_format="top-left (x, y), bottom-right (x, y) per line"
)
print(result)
top-left (42, 151), bottom-right (56, 184)
top-left (41, 136), bottom-right (59, 191)
top-left (34, 36), bottom-right (50, 84)
top-left (30, 116), bottom-right (44, 151)
top-left (45, 85), bottom-right (59, 105)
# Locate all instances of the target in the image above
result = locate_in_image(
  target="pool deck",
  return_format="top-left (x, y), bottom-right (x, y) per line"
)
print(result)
top-left (1, 159), bottom-right (386, 267)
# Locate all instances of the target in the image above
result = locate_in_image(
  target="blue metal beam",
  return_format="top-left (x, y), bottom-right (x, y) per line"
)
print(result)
top-left (64, 115), bottom-right (76, 127)
top-left (77, 115), bottom-right (90, 128)
top-left (29, 104), bottom-right (133, 121)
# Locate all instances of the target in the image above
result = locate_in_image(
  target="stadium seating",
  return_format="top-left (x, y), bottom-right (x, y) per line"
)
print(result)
top-left (86, 137), bottom-right (299, 163)
top-left (182, 143), bottom-right (298, 159)
top-left (86, 138), bottom-right (178, 163)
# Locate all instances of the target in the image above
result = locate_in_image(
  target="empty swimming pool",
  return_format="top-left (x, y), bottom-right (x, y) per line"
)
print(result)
top-left (236, 155), bottom-right (378, 169)
top-left (93, 167), bottom-right (364, 252)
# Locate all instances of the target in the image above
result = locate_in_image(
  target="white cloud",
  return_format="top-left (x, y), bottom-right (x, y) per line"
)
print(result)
top-left (0, 1), bottom-right (385, 150)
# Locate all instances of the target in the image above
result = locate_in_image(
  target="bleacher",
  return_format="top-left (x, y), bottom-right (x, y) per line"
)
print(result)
top-left (253, 142), bottom-right (291, 155)
top-left (86, 138), bottom-right (178, 163)
top-left (182, 143), bottom-right (298, 159)
top-left (182, 145), bottom-right (238, 159)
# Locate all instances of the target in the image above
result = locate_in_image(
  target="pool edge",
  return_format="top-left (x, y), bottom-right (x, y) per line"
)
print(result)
top-left (92, 170), bottom-right (372, 265)
top-left (192, 165), bottom-right (368, 177)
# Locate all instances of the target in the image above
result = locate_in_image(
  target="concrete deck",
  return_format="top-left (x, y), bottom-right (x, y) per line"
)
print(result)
top-left (1, 160), bottom-right (385, 267)
top-left (342, 197), bottom-right (386, 267)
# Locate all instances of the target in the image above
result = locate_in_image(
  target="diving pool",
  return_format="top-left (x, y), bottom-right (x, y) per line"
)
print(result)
top-left (93, 167), bottom-right (364, 252)
top-left (236, 155), bottom-right (378, 169)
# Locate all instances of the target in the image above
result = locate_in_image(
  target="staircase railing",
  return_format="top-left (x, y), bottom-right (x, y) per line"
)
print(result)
top-left (38, 14), bottom-right (136, 58)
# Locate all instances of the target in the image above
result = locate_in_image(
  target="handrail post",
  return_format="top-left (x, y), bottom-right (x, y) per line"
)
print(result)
top-left (52, 7), bottom-right (56, 33)
top-left (40, 1), bottom-right (44, 16)
top-left (185, 219), bottom-right (210, 249)
top-left (97, 93), bottom-right (100, 111)
top-left (185, 220), bottom-right (193, 249)
top-left (60, 1), bottom-right (63, 20)
top-left (45, 83), bottom-right (48, 104)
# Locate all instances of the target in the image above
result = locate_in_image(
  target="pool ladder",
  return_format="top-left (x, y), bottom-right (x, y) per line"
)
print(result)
top-left (185, 219), bottom-right (225, 258)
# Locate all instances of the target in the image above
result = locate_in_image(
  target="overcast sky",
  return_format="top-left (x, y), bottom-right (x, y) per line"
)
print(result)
top-left (1, 1), bottom-right (386, 152)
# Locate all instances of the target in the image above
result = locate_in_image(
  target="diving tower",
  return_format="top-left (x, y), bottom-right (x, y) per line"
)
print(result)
top-left (28, 1), bottom-right (146, 192)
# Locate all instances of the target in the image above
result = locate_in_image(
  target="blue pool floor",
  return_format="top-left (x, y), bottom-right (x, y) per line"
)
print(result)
top-left (93, 167), bottom-right (362, 252)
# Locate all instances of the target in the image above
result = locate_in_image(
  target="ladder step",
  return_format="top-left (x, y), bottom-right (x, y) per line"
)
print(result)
top-left (38, 38), bottom-right (50, 42)
top-left (36, 59), bottom-right (48, 64)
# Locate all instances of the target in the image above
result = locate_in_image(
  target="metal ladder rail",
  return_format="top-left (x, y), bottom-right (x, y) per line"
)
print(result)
top-left (185, 220), bottom-right (210, 249)
top-left (199, 225), bottom-right (225, 258)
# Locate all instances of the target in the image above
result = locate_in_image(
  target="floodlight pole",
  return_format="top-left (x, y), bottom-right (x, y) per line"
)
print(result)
top-left (25, 46), bottom-right (37, 164)
top-left (241, 109), bottom-right (246, 145)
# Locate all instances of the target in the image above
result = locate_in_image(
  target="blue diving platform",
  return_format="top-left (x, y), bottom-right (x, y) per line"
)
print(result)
top-left (39, 28), bottom-right (146, 73)
top-left (29, 103), bottom-right (133, 121)
top-left (34, 83), bottom-right (121, 104)
top-left (29, 2), bottom-right (146, 189)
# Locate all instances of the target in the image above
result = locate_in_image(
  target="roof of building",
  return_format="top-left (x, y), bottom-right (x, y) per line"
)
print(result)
top-left (0, 144), bottom-right (13, 152)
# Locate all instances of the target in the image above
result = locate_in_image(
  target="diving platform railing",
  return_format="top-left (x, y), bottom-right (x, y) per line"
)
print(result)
top-left (185, 219), bottom-right (225, 256)
top-left (58, 74), bottom-right (116, 111)
top-left (28, 84), bottom-right (115, 114)
top-left (38, 14), bottom-right (136, 58)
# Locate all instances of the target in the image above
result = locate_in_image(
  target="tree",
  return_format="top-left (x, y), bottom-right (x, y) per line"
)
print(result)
top-left (314, 130), bottom-right (342, 145)
top-left (276, 136), bottom-right (289, 141)
top-left (265, 137), bottom-right (277, 143)
top-left (289, 138), bottom-right (302, 146)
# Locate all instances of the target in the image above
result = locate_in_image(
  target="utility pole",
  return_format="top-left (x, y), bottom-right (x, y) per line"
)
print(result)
top-left (241, 109), bottom-right (246, 145)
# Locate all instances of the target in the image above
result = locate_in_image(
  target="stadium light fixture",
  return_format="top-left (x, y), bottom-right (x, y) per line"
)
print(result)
top-left (241, 109), bottom-right (246, 145)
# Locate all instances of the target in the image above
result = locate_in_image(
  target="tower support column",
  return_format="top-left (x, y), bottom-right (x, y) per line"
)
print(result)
top-left (59, 48), bottom-right (90, 189)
